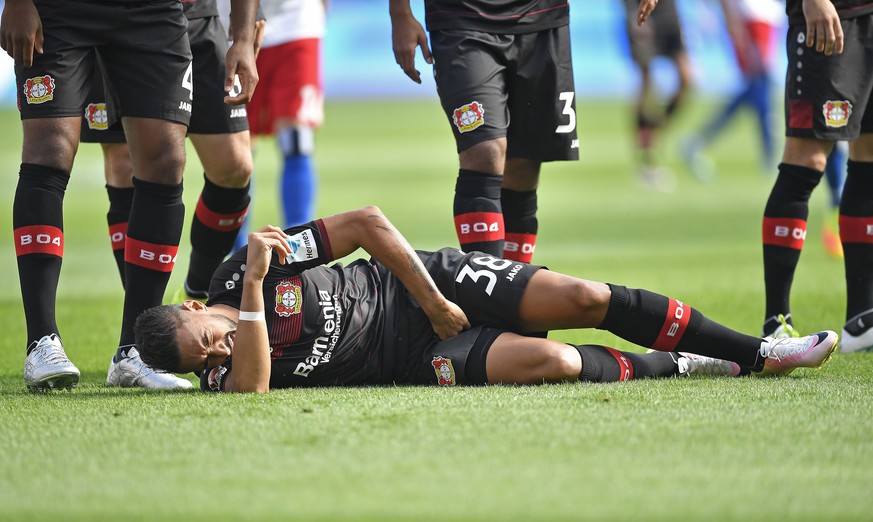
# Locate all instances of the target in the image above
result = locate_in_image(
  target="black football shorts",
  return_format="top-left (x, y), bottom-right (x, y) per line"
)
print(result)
top-left (784, 16), bottom-right (873, 141)
top-left (623, 0), bottom-right (685, 63)
top-left (430, 26), bottom-right (579, 162)
top-left (17, 0), bottom-right (192, 126)
top-left (407, 248), bottom-right (545, 386)
top-left (80, 15), bottom-right (247, 143)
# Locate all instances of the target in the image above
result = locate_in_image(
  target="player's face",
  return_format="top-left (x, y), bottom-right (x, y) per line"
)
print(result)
top-left (175, 310), bottom-right (236, 373)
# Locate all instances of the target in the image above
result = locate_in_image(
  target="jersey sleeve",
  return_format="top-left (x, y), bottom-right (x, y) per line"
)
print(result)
top-left (208, 219), bottom-right (334, 302)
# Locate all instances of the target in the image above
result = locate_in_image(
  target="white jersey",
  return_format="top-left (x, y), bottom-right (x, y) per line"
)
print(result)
top-left (217, 0), bottom-right (326, 46)
top-left (735, 0), bottom-right (784, 26)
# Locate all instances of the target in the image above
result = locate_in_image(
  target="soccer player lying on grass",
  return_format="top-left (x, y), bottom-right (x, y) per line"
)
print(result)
top-left (134, 206), bottom-right (838, 393)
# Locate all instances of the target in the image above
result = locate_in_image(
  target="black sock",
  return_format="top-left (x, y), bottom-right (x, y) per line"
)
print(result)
top-left (119, 178), bottom-right (184, 351)
top-left (106, 185), bottom-right (134, 289)
top-left (599, 284), bottom-right (764, 369)
top-left (186, 175), bottom-right (250, 293)
top-left (14, 163), bottom-right (69, 349)
top-left (840, 161), bottom-right (873, 319)
top-left (453, 169), bottom-right (504, 255)
top-left (762, 163), bottom-right (822, 326)
top-left (501, 188), bottom-right (537, 262)
top-left (574, 344), bottom-right (679, 382)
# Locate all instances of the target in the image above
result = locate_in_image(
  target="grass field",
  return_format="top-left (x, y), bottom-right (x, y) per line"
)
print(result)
top-left (0, 98), bottom-right (871, 521)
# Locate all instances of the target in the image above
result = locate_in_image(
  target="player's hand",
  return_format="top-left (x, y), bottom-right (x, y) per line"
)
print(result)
top-left (803, 0), bottom-right (843, 55)
top-left (1, 0), bottom-right (43, 67)
top-left (427, 299), bottom-right (471, 341)
top-left (391, 12), bottom-right (433, 84)
top-left (224, 42), bottom-right (259, 105)
top-left (636, 0), bottom-right (659, 26)
top-left (245, 226), bottom-right (292, 280)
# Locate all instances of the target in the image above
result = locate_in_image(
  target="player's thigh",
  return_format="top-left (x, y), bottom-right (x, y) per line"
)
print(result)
top-left (189, 132), bottom-right (253, 187)
top-left (430, 29), bottom-right (510, 153)
top-left (517, 270), bottom-right (610, 332)
top-left (506, 27), bottom-right (578, 162)
top-left (486, 332), bottom-right (580, 384)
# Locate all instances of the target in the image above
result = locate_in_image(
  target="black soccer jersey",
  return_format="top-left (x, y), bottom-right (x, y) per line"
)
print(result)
top-left (786, 0), bottom-right (873, 23)
top-left (202, 220), bottom-right (407, 391)
top-left (424, 0), bottom-right (570, 34)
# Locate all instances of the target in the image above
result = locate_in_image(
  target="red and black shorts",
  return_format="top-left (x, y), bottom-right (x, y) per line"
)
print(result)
top-left (784, 16), bottom-right (873, 141)
top-left (17, 0), bottom-right (192, 125)
top-left (429, 27), bottom-right (579, 162)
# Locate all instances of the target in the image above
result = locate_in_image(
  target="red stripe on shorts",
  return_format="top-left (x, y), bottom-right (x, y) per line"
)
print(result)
top-left (762, 217), bottom-right (807, 249)
top-left (109, 223), bottom-right (127, 251)
top-left (124, 237), bottom-right (178, 272)
top-left (14, 225), bottom-right (63, 257)
top-left (653, 299), bottom-right (691, 351)
top-left (195, 196), bottom-right (248, 232)
top-left (454, 212), bottom-right (504, 244)
top-left (839, 215), bottom-right (873, 244)
top-left (788, 99), bottom-right (814, 129)
top-left (604, 347), bottom-right (634, 381)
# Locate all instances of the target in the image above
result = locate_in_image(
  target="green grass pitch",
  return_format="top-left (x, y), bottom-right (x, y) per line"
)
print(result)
top-left (0, 98), bottom-right (871, 521)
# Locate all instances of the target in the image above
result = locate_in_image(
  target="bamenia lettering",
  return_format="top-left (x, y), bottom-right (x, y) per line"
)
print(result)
top-left (294, 291), bottom-right (342, 377)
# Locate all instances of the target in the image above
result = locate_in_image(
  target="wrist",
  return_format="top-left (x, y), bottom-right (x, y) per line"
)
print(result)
top-left (238, 310), bottom-right (265, 322)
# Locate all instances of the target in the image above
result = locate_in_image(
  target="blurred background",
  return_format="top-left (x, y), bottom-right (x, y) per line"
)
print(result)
top-left (0, 0), bottom-right (785, 104)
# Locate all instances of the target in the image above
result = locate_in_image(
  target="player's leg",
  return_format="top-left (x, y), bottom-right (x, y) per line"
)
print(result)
top-left (102, 142), bottom-right (135, 287)
top-left (431, 29), bottom-right (510, 256)
top-left (501, 159), bottom-right (539, 263)
top-left (99, 3), bottom-right (193, 388)
top-left (822, 141), bottom-right (847, 257)
top-left (840, 132), bottom-right (873, 352)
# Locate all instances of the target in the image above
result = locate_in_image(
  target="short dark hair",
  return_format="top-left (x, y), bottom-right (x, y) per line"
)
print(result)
top-left (134, 305), bottom-right (185, 373)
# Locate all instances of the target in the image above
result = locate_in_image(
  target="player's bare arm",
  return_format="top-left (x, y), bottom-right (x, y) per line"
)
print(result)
top-left (321, 206), bottom-right (470, 339)
top-left (0, 0), bottom-right (42, 67)
top-left (389, 0), bottom-right (433, 84)
top-left (224, 0), bottom-right (260, 105)
top-left (803, 0), bottom-right (844, 55)
top-left (636, 0), bottom-right (659, 26)
top-left (223, 226), bottom-right (293, 393)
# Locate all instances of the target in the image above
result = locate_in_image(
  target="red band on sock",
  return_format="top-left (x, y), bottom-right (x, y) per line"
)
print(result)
top-left (454, 212), bottom-right (504, 244)
top-left (14, 225), bottom-right (63, 257)
top-left (195, 196), bottom-right (248, 231)
top-left (653, 298), bottom-right (691, 351)
top-left (839, 215), bottom-right (873, 244)
top-left (504, 233), bottom-right (536, 262)
top-left (109, 223), bottom-right (127, 251)
top-left (604, 347), bottom-right (634, 381)
top-left (124, 237), bottom-right (178, 272)
top-left (762, 217), bottom-right (807, 249)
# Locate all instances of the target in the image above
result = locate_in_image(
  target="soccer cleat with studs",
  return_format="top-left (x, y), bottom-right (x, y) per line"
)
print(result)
top-left (24, 334), bottom-right (80, 392)
top-left (755, 330), bottom-right (838, 377)
top-left (676, 352), bottom-right (741, 377)
top-left (840, 310), bottom-right (873, 354)
top-left (106, 347), bottom-right (193, 389)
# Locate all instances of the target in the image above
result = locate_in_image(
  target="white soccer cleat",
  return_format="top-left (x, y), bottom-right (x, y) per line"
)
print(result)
top-left (840, 313), bottom-right (873, 354)
top-left (106, 347), bottom-right (192, 389)
top-left (24, 334), bottom-right (80, 392)
top-left (756, 331), bottom-right (838, 377)
top-left (676, 352), bottom-right (741, 377)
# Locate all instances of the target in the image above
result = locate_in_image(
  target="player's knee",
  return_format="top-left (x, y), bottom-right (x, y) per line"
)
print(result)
top-left (205, 153), bottom-right (253, 188)
top-left (538, 344), bottom-right (581, 382)
top-left (566, 279), bottom-right (610, 322)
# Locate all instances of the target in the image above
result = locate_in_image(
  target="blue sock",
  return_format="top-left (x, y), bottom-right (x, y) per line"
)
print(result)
top-left (278, 127), bottom-right (316, 227)
top-left (825, 142), bottom-right (847, 208)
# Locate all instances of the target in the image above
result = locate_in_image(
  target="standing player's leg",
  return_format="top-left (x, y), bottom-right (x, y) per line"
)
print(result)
top-left (102, 143), bottom-right (134, 287)
top-left (822, 141), bottom-right (847, 258)
top-left (839, 133), bottom-right (873, 353)
top-left (16, 118), bottom-right (82, 391)
top-left (431, 29), bottom-right (510, 256)
top-left (502, 159), bottom-right (539, 263)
